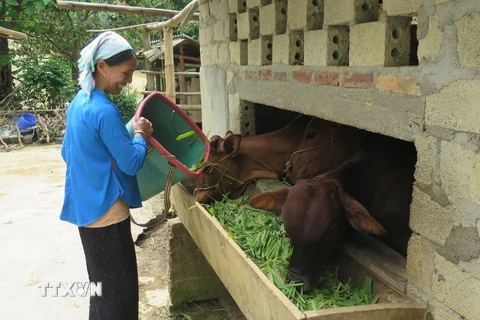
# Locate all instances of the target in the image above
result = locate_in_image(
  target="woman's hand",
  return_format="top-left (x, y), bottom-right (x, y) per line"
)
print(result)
top-left (132, 117), bottom-right (154, 139)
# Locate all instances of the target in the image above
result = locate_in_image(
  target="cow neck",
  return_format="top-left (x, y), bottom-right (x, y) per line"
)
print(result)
top-left (284, 137), bottom-right (337, 175)
top-left (237, 131), bottom-right (303, 177)
top-left (320, 151), bottom-right (366, 186)
top-left (225, 115), bottom-right (312, 181)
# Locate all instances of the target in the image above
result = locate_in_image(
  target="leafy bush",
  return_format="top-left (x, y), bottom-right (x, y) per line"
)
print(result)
top-left (175, 21), bottom-right (199, 40)
top-left (13, 56), bottom-right (77, 110)
top-left (111, 86), bottom-right (141, 123)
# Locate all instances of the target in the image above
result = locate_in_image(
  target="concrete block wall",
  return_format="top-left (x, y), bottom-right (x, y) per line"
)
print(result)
top-left (324, 0), bottom-right (378, 26)
top-left (415, 14), bottom-right (480, 319)
top-left (192, 0), bottom-right (480, 319)
top-left (350, 17), bottom-right (411, 66)
top-left (383, 0), bottom-right (423, 16)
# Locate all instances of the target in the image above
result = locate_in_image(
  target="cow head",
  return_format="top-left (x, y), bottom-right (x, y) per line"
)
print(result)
top-left (194, 132), bottom-right (247, 203)
top-left (250, 178), bottom-right (385, 291)
top-left (283, 118), bottom-right (358, 184)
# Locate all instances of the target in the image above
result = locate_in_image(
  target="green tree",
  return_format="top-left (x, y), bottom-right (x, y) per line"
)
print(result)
top-left (13, 55), bottom-right (77, 109)
top-left (1, 0), bottom-right (199, 103)
top-left (0, 0), bottom-right (55, 101)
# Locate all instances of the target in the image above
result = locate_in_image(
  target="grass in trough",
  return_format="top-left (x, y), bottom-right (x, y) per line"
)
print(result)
top-left (203, 195), bottom-right (378, 312)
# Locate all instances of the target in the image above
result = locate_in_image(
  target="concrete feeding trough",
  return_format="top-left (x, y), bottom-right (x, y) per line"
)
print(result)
top-left (171, 184), bottom-right (431, 320)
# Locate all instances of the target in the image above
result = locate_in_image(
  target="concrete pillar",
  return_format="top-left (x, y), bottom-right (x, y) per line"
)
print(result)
top-left (167, 218), bottom-right (227, 308)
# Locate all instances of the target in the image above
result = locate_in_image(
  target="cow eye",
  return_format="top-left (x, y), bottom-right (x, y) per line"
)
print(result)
top-left (306, 132), bottom-right (316, 140)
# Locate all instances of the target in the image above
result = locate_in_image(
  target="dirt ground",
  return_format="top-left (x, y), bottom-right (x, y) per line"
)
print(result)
top-left (0, 143), bottom-right (239, 320)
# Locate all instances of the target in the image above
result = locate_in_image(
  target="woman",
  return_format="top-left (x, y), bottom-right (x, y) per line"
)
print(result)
top-left (60, 31), bottom-right (152, 320)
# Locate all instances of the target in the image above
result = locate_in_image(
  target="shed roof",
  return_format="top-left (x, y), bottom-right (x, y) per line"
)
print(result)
top-left (139, 34), bottom-right (200, 62)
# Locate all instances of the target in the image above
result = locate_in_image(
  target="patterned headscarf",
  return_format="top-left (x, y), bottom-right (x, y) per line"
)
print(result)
top-left (77, 31), bottom-right (133, 102)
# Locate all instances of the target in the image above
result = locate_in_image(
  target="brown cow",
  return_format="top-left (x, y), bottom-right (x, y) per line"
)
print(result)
top-left (194, 116), bottom-right (356, 204)
top-left (250, 134), bottom-right (417, 291)
top-left (194, 114), bottom-right (312, 203)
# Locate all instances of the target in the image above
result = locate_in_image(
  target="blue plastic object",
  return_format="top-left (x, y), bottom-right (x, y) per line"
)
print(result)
top-left (126, 92), bottom-right (210, 201)
top-left (17, 113), bottom-right (36, 131)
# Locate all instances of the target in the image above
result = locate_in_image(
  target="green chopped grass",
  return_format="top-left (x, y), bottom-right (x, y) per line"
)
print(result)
top-left (189, 150), bottom-right (206, 172)
top-left (203, 195), bottom-right (378, 312)
top-left (176, 130), bottom-right (197, 143)
top-left (175, 130), bottom-right (206, 171)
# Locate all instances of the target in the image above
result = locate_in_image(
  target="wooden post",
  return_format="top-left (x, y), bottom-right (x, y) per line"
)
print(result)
top-left (159, 30), bottom-right (164, 92)
top-left (141, 27), bottom-right (155, 93)
top-left (164, 27), bottom-right (175, 102)
top-left (178, 44), bottom-right (186, 105)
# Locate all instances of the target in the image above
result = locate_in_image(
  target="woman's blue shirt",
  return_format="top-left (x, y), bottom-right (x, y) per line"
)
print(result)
top-left (60, 89), bottom-right (146, 226)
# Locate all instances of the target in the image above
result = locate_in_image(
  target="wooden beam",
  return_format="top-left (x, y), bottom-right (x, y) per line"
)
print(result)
top-left (180, 0), bottom-right (199, 28)
top-left (178, 44), bottom-right (186, 104)
top-left (164, 27), bottom-right (175, 102)
top-left (0, 27), bottom-right (27, 40)
top-left (174, 54), bottom-right (200, 62)
top-left (55, 0), bottom-right (199, 19)
top-left (141, 91), bottom-right (200, 96)
top-left (141, 70), bottom-right (199, 77)
top-left (83, 0), bottom-right (198, 35)
top-left (0, 109), bottom-right (66, 115)
top-left (173, 92), bottom-right (200, 96)
top-left (142, 27), bottom-right (155, 92)
top-left (177, 104), bottom-right (201, 111)
top-left (145, 0), bottom-right (198, 31)
top-left (184, 63), bottom-right (201, 68)
top-left (305, 303), bottom-right (429, 320)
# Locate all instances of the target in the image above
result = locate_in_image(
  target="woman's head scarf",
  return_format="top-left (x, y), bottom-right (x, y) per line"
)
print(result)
top-left (77, 31), bottom-right (133, 102)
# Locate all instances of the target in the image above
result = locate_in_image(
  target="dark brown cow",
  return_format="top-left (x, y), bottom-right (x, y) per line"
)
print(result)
top-left (250, 134), bottom-right (417, 291)
top-left (194, 116), bottom-right (356, 203)
top-left (283, 117), bottom-right (365, 184)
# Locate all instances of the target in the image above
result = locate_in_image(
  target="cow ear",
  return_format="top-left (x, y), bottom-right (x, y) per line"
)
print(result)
top-left (225, 130), bottom-right (234, 138)
top-left (224, 134), bottom-right (242, 157)
top-left (338, 189), bottom-right (386, 236)
top-left (209, 135), bottom-right (222, 155)
top-left (249, 188), bottom-right (290, 215)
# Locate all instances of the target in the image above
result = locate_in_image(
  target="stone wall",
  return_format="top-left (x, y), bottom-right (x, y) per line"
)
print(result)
top-left (198, 0), bottom-right (480, 319)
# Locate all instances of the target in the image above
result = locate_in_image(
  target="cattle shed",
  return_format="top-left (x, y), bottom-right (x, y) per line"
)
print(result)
top-left (168, 1), bottom-right (480, 320)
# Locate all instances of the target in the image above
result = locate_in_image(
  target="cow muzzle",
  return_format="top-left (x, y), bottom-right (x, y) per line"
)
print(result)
top-left (286, 268), bottom-right (314, 292)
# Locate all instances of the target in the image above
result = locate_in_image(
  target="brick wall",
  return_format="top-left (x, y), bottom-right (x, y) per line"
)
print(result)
top-left (198, 0), bottom-right (480, 319)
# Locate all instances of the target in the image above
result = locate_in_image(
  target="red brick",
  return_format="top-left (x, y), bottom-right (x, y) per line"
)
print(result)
top-left (273, 72), bottom-right (287, 82)
top-left (259, 69), bottom-right (272, 80)
top-left (236, 70), bottom-right (245, 79)
top-left (293, 71), bottom-right (313, 84)
top-left (343, 73), bottom-right (374, 88)
top-left (376, 74), bottom-right (421, 96)
top-left (315, 72), bottom-right (340, 87)
top-left (246, 71), bottom-right (259, 81)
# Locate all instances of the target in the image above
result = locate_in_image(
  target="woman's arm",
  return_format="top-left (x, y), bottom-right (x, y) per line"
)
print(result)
top-left (97, 105), bottom-right (148, 176)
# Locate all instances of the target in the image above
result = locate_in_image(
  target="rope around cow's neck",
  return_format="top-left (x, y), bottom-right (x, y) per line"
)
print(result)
top-left (193, 155), bottom-right (243, 196)
top-left (282, 137), bottom-right (337, 177)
